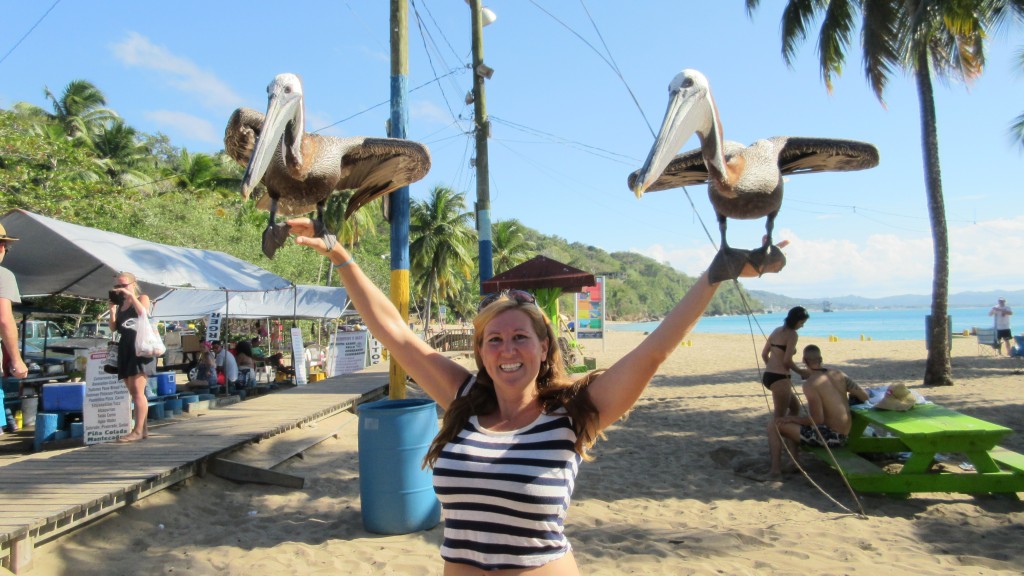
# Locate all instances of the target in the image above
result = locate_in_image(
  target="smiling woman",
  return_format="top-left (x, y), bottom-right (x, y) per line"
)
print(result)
top-left (282, 216), bottom-right (782, 574)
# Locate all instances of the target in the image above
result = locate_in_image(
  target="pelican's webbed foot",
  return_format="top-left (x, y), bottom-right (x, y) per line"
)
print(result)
top-left (262, 221), bottom-right (293, 259)
top-left (708, 247), bottom-right (753, 284)
top-left (748, 244), bottom-right (787, 277)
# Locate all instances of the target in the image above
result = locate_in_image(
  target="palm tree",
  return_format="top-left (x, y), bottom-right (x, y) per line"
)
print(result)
top-left (322, 190), bottom-right (381, 249)
top-left (43, 79), bottom-right (117, 139)
top-left (491, 219), bottom-right (536, 274)
top-left (89, 119), bottom-right (151, 187)
top-left (410, 185), bottom-right (475, 335)
top-left (746, 0), bottom-right (1023, 386)
top-left (1012, 48), bottom-right (1024, 147)
top-left (165, 149), bottom-right (239, 195)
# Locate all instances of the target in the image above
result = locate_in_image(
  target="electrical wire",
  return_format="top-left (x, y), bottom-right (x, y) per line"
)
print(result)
top-left (0, 0), bottom-right (62, 67)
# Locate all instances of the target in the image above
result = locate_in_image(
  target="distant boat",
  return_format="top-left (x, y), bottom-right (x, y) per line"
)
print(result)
top-left (822, 300), bottom-right (833, 313)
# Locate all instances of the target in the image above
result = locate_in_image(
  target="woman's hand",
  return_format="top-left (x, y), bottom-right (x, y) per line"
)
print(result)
top-left (285, 218), bottom-right (331, 255)
top-left (738, 239), bottom-right (790, 278)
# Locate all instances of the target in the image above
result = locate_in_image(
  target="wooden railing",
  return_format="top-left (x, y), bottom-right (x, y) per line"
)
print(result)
top-left (427, 328), bottom-right (474, 352)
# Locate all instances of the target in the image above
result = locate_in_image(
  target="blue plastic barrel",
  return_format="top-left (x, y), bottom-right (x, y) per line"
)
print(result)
top-left (164, 398), bottom-right (183, 415)
top-left (147, 402), bottom-right (165, 420)
top-left (357, 398), bottom-right (441, 534)
top-left (34, 413), bottom-right (58, 451)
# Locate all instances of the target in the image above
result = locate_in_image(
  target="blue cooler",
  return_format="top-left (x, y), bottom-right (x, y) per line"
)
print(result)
top-left (153, 372), bottom-right (176, 396)
top-left (41, 383), bottom-right (86, 412)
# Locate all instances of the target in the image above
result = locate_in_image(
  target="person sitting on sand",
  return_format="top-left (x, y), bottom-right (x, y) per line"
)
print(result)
top-left (767, 344), bottom-right (868, 477)
top-left (286, 217), bottom-right (782, 575)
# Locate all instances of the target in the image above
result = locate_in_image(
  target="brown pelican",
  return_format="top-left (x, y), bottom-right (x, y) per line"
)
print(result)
top-left (628, 69), bottom-right (879, 282)
top-left (225, 73), bottom-right (431, 258)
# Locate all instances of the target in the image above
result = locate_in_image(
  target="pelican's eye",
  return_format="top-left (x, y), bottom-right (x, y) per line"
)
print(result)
top-left (681, 77), bottom-right (693, 89)
top-left (284, 86), bottom-right (292, 94)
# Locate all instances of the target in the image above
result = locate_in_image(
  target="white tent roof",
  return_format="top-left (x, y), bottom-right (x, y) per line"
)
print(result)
top-left (0, 209), bottom-right (293, 300)
top-left (151, 285), bottom-right (351, 321)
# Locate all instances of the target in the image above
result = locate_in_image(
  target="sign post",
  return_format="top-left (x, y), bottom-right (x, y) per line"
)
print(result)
top-left (83, 346), bottom-right (131, 445)
top-left (290, 327), bottom-right (308, 386)
top-left (576, 276), bottom-right (606, 351)
top-left (328, 331), bottom-right (370, 376)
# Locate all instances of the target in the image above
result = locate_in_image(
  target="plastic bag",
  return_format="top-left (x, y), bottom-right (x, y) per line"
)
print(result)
top-left (134, 310), bottom-right (166, 358)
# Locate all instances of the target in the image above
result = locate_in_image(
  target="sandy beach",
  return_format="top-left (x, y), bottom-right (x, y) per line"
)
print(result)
top-left (27, 331), bottom-right (1024, 575)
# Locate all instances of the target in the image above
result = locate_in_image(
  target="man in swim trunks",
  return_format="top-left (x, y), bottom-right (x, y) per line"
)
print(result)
top-left (767, 345), bottom-right (869, 476)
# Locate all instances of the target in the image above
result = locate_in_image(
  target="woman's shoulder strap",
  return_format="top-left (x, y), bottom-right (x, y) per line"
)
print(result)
top-left (456, 374), bottom-right (477, 398)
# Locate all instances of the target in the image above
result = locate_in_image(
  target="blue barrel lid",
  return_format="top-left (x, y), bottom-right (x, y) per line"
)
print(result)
top-left (357, 398), bottom-right (436, 414)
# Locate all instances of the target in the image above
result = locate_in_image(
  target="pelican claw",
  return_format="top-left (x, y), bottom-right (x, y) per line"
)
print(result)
top-left (261, 222), bottom-right (292, 259)
top-left (708, 247), bottom-right (753, 284)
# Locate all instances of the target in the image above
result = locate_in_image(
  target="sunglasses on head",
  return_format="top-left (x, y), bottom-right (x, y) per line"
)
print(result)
top-left (478, 289), bottom-right (536, 312)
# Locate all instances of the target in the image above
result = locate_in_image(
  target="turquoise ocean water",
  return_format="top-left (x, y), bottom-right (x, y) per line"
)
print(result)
top-left (609, 307), bottom-right (1000, 341)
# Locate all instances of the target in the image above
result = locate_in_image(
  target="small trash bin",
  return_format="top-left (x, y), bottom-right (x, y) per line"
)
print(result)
top-left (357, 398), bottom-right (441, 534)
top-left (20, 395), bottom-right (38, 430)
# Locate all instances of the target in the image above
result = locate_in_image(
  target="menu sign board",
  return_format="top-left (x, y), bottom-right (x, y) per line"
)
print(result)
top-left (83, 346), bottom-right (131, 444)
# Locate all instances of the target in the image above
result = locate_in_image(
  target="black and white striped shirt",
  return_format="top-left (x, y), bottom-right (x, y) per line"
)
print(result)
top-left (433, 379), bottom-right (581, 570)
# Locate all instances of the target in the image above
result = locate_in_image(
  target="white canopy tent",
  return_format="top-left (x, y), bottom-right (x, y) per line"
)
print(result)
top-left (0, 209), bottom-right (294, 299)
top-left (151, 285), bottom-right (352, 321)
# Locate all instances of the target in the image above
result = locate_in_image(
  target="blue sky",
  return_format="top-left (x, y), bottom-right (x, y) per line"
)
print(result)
top-left (2, 1), bottom-right (1022, 299)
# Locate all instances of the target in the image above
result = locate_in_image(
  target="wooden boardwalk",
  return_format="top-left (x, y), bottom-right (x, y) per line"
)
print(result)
top-left (0, 370), bottom-right (388, 573)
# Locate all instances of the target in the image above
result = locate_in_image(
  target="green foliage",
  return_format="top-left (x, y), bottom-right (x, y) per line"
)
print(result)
top-left (491, 219), bottom-right (535, 273)
top-left (0, 110), bottom-right (134, 224)
top-left (410, 185), bottom-right (475, 327)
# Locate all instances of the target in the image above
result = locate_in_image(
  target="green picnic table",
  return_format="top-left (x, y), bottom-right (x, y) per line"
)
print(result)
top-left (807, 403), bottom-right (1024, 495)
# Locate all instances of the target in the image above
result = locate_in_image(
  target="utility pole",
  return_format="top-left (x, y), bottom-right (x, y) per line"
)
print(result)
top-left (389, 0), bottom-right (410, 398)
top-left (470, 0), bottom-right (493, 287)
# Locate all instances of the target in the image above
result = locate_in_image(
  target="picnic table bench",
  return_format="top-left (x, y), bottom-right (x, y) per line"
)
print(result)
top-left (808, 403), bottom-right (1024, 495)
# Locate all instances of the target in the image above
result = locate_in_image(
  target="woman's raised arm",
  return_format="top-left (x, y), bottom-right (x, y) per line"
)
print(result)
top-left (287, 219), bottom-right (470, 408)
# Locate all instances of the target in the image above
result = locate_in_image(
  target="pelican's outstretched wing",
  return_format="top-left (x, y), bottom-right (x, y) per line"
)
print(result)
top-left (224, 108), bottom-right (265, 167)
top-left (773, 137), bottom-right (879, 175)
top-left (627, 146), bottom-right (709, 193)
top-left (339, 137), bottom-right (432, 218)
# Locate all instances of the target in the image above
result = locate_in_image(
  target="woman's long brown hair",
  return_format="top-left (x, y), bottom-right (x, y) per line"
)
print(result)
top-left (422, 296), bottom-right (604, 468)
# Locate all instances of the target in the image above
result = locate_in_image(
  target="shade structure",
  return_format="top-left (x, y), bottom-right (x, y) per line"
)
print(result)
top-left (151, 285), bottom-right (351, 321)
top-left (0, 209), bottom-right (293, 300)
top-left (480, 256), bottom-right (596, 293)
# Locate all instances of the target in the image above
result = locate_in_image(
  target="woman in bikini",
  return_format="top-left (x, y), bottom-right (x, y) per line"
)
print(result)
top-left (761, 306), bottom-right (810, 418)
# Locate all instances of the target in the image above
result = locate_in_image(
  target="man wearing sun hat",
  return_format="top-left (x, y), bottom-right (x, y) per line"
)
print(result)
top-left (0, 223), bottom-right (28, 433)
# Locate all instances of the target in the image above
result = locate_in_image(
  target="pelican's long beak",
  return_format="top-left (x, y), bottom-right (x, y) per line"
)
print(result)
top-left (241, 75), bottom-right (304, 200)
top-left (631, 82), bottom-right (712, 199)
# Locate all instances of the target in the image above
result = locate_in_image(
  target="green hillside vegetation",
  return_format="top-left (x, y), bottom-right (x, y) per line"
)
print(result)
top-left (0, 82), bottom-right (760, 328)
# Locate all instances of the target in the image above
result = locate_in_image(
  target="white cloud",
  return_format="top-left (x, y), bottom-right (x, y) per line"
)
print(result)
top-left (111, 32), bottom-right (240, 111)
top-left (144, 110), bottom-right (220, 145)
top-left (410, 100), bottom-right (451, 126)
top-left (632, 215), bottom-right (1024, 298)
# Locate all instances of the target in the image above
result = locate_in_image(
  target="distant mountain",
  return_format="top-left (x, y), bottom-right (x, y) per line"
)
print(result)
top-left (748, 289), bottom-right (1024, 311)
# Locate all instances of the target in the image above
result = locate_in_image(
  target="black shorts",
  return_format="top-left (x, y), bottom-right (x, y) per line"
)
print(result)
top-left (997, 329), bottom-right (1012, 340)
top-left (799, 424), bottom-right (847, 448)
top-left (762, 372), bottom-right (790, 389)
